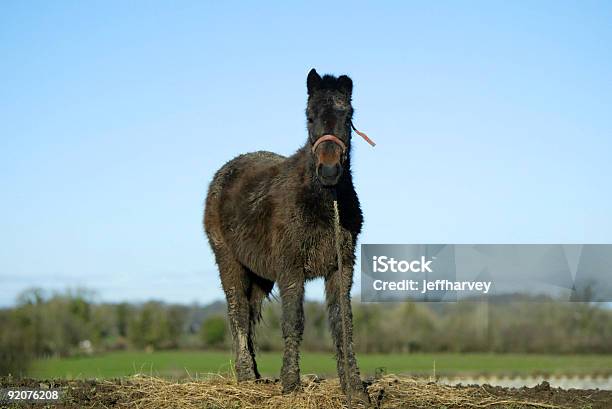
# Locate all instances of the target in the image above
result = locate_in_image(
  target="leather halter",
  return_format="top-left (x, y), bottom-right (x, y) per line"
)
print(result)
top-left (311, 134), bottom-right (347, 154)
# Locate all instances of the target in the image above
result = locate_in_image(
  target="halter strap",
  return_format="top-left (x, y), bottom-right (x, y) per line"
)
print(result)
top-left (311, 134), bottom-right (347, 153)
top-left (350, 121), bottom-right (376, 147)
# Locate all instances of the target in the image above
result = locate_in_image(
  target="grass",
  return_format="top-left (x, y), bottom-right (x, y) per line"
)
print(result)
top-left (29, 350), bottom-right (612, 380)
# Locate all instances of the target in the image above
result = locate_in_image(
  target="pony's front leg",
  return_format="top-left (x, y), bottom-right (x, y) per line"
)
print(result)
top-left (325, 269), bottom-right (370, 403)
top-left (278, 275), bottom-right (305, 393)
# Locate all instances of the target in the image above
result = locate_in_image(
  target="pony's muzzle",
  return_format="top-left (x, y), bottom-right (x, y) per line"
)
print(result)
top-left (312, 134), bottom-right (346, 186)
top-left (317, 163), bottom-right (343, 186)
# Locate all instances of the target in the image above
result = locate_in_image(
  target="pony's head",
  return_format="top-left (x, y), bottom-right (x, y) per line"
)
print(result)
top-left (306, 69), bottom-right (353, 187)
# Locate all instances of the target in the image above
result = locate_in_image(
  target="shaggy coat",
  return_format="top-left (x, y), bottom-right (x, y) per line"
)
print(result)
top-left (204, 69), bottom-right (367, 400)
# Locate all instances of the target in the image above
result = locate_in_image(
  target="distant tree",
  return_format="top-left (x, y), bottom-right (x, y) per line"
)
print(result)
top-left (200, 315), bottom-right (227, 348)
top-left (128, 302), bottom-right (158, 349)
top-left (116, 303), bottom-right (130, 337)
top-left (256, 302), bottom-right (283, 351)
top-left (0, 309), bottom-right (32, 376)
top-left (165, 305), bottom-right (187, 349)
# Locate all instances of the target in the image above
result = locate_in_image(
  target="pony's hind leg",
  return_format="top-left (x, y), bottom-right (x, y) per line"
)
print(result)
top-left (217, 252), bottom-right (258, 381)
top-left (246, 273), bottom-right (274, 379)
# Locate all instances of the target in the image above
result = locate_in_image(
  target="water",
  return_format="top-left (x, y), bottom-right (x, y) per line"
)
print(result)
top-left (439, 375), bottom-right (612, 390)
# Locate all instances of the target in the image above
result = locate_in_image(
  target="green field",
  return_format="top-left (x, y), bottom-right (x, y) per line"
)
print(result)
top-left (29, 351), bottom-right (612, 379)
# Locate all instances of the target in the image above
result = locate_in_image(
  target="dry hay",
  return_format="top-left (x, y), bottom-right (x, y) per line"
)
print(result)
top-left (95, 374), bottom-right (569, 409)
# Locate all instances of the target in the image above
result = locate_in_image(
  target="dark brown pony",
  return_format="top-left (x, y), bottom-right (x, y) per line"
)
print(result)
top-left (204, 69), bottom-right (368, 401)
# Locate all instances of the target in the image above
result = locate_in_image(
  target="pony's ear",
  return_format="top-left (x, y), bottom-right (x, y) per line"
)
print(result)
top-left (338, 75), bottom-right (353, 97)
top-left (307, 68), bottom-right (322, 95)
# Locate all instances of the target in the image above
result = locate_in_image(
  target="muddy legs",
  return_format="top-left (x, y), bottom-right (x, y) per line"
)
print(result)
top-left (218, 250), bottom-right (272, 381)
top-left (217, 251), bottom-right (364, 401)
top-left (279, 279), bottom-right (305, 393)
top-left (325, 273), bottom-right (369, 403)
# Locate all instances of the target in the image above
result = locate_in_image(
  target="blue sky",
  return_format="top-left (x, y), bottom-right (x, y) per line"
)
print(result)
top-left (1, 1), bottom-right (611, 306)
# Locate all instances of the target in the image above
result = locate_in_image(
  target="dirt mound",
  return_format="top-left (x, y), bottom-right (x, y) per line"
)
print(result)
top-left (2, 375), bottom-right (611, 408)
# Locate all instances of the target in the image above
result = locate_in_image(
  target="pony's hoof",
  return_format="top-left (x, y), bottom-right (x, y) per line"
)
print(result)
top-left (281, 380), bottom-right (302, 394)
top-left (348, 385), bottom-right (372, 407)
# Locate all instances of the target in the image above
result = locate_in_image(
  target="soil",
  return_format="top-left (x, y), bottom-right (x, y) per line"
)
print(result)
top-left (1, 376), bottom-right (610, 409)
